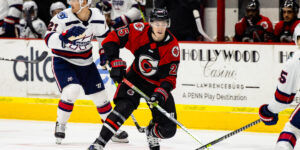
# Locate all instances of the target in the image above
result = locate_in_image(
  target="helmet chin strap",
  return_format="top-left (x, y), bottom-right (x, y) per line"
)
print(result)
top-left (76, 2), bottom-right (89, 14)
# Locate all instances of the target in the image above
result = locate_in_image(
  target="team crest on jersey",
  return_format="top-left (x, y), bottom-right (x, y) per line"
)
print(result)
top-left (171, 46), bottom-right (180, 57)
top-left (133, 22), bottom-right (144, 31)
top-left (138, 55), bottom-right (159, 77)
top-left (57, 12), bottom-right (68, 19)
top-left (69, 34), bottom-right (93, 50)
top-left (127, 89), bottom-right (134, 96)
top-left (260, 21), bottom-right (268, 30)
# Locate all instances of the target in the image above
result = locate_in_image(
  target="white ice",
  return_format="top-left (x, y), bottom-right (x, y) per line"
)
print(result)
top-left (0, 119), bottom-right (287, 150)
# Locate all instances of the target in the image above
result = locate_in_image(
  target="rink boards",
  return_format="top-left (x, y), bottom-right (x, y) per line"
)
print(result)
top-left (0, 39), bottom-right (298, 133)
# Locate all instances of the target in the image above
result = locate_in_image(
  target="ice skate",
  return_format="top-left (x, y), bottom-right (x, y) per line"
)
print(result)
top-left (54, 122), bottom-right (66, 144)
top-left (111, 130), bottom-right (129, 143)
top-left (146, 122), bottom-right (160, 150)
top-left (88, 139), bottom-right (104, 150)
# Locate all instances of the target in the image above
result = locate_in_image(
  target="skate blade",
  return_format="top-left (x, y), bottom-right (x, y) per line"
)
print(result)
top-left (111, 136), bottom-right (129, 143)
top-left (56, 138), bottom-right (63, 144)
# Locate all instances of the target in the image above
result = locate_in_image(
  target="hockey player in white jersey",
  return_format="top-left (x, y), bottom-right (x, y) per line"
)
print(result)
top-left (18, 1), bottom-right (47, 38)
top-left (50, 1), bottom-right (66, 18)
top-left (96, 0), bottom-right (142, 29)
top-left (44, 0), bottom-right (128, 144)
top-left (259, 24), bottom-right (300, 150)
top-left (0, 0), bottom-right (23, 37)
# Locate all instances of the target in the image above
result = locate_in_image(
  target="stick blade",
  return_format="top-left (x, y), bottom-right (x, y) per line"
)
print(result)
top-left (68, 33), bottom-right (86, 41)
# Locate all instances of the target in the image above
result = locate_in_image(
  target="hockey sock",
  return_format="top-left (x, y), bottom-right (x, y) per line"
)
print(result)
top-left (97, 102), bottom-right (112, 122)
top-left (276, 122), bottom-right (300, 149)
top-left (57, 100), bottom-right (74, 124)
top-left (97, 110), bottom-right (127, 146)
top-left (148, 122), bottom-right (176, 139)
top-left (277, 132), bottom-right (297, 149)
top-left (97, 99), bottom-right (135, 146)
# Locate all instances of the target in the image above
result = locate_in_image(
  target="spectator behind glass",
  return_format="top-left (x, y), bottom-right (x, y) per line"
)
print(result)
top-left (17, 1), bottom-right (47, 39)
top-left (155, 0), bottom-right (204, 41)
top-left (96, 0), bottom-right (143, 29)
top-left (234, 0), bottom-right (273, 42)
top-left (50, 1), bottom-right (66, 18)
top-left (0, 0), bottom-right (23, 38)
top-left (274, 0), bottom-right (300, 43)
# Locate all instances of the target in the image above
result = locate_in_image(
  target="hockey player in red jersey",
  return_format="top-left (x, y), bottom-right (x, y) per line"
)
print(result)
top-left (234, 0), bottom-right (273, 42)
top-left (274, 0), bottom-right (300, 42)
top-left (259, 24), bottom-right (300, 150)
top-left (88, 8), bottom-right (180, 150)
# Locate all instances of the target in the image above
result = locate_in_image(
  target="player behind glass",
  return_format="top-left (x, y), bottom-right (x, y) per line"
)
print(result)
top-left (50, 1), bottom-right (66, 18)
top-left (0, 0), bottom-right (23, 37)
top-left (18, 1), bottom-right (47, 38)
top-left (274, 0), bottom-right (300, 43)
top-left (259, 24), bottom-right (300, 150)
top-left (234, 0), bottom-right (273, 42)
top-left (95, 0), bottom-right (143, 29)
top-left (88, 8), bottom-right (180, 150)
top-left (44, 0), bottom-right (128, 145)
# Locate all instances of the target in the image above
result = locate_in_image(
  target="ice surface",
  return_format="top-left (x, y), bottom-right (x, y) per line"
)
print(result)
top-left (0, 119), bottom-right (284, 150)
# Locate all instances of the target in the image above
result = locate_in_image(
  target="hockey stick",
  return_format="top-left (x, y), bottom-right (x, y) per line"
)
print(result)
top-left (0, 51), bottom-right (48, 64)
top-left (122, 78), bottom-right (205, 146)
top-left (195, 119), bottom-right (261, 150)
top-left (101, 65), bottom-right (146, 133)
top-left (68, 33), bottom-right (86, 41)
top-left (130, 113), bottom-right (145, 133)
top-left (193, 9), bottom-right (213, 42)
top-left (136, 0), bottom-right (146, 22)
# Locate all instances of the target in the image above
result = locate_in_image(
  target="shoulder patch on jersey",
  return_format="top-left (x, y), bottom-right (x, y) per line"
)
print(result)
top-left (133, 22), bottom-right (145, 31)
top-left (171, 46), bottom-right (180, 58)
top-left (38, 22), bottom-right (43, 28)
top-left (57, 11), bottom-right (68, 19)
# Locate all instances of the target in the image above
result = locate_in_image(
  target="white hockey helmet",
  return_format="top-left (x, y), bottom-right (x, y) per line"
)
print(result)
top-left (293, 24), bottom-right (300, 47)
top-left (50, 2), bottom-right (66, 16)
top-left (23, 1), bottom-right (38, 19)
top-left (67, 0), bottom-right (92, 14)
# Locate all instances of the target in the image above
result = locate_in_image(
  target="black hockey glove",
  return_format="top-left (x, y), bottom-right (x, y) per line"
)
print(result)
top-left (99, 48), bottom-right (108, 66)
top-left (110, 58), bottom-right (126, 83)
top-left (59, 26), bottom-right (86, 44)
top-left (259, 104), bottom-right (278, 125)
top-left (149, 87), bottom-right (169, 105)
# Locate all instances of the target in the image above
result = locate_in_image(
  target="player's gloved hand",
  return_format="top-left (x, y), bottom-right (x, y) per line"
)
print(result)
top-left (112, 15), bottom-right (130, 29)
top-left (259, 104), bottom-right (278, 125)
top-left (149, 87), bottom-right (169, 105)
top-left (59, 26), bottom-right (86, 44)
top-left (110, 58), bottom-right (126, 83)
top-left (2, 21), bottom-right (16, 37)
top-left (96, 0), bottom-right (111, 13)
top-left (99, 48), bottom-right (107, 66)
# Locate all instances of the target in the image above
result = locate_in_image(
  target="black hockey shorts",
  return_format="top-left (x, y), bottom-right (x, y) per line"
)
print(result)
top-left (113, 77), bottom-right (177, 129)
